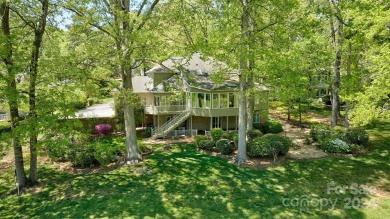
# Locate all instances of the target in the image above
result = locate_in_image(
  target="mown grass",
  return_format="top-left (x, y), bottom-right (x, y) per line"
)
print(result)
top-left (0, 124), bottom-right (389, 218)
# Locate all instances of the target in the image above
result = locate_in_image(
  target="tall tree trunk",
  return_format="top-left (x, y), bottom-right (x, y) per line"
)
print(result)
top-left (236, 0), bottom-right (250, 164)
top-left (237, 74), bottom-right (247, 164)
top-left (28, 0), bottom-right (49, 185)
top-left (122, 72), bottom-right (141, 163)
top-left (330, 0), bottom-right (343, 127)
top-left (246, 76), bottom-right (254, 131)
top-left (246, 10), bottom-right (255, 131)
top-left (1, 1), bottom-right (26, 190)
top-left (344, 42), bottom-right (352, 130)
top-left (287, 99), bottom-right (291, 121)
top-left (117, 0), bottom-right (141, 164)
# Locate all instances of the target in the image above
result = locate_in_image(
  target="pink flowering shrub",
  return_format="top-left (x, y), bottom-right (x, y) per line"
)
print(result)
top-left (94, 124), bottom-right (112, 135)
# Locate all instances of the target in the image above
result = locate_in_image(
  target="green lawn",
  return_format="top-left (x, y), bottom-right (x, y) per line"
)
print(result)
top-left (0, 125), bottom-right (389, 218)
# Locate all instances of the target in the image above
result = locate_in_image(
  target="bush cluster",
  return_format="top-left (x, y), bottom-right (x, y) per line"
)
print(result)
top-left (345, 128), bottom-right (369, 146)
top-left (194, 135), bottom-right (208, 148)
top-left (253, 120), bottom-right (283, 134)
top-left (210, 128), bottom-right (224, 142)
top-left (247, 134), bottom-right (291, 161)
top-left (247, 129), bottom-right (263, 141)
top-left (46, 134), bottom-right (125, 167)
top-left (216, 139), bottom-right (233, 155)
top-left (310, 125), bottom-right (369, 147)
top-left (319, 138), bottom-right (357, 153)
top-left (198, 139), bottom-right (214, 150)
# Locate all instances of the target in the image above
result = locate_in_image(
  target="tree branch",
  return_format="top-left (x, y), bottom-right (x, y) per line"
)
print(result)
top-left (136, 0), bottom-right (160, 31)
top-left (8, 6), bottom-right (36, 29)
top-left (62, 6), bottom-right (115, 39)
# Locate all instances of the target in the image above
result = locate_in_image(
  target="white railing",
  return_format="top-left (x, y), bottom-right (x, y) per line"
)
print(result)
top-left (164, 129), bottom-right (198, 138)
top-left (152, 110), bottom-right (191, 138)
top-left (145, 105), bottom-right (186, 114)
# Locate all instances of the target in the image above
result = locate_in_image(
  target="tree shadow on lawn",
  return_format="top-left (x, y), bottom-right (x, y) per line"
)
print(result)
top-left (1, 140), bottom-right (388, 218)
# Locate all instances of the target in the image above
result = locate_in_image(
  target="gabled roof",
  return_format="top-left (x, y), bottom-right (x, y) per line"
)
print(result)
top-left (135, 53), bottom-right (267, 92)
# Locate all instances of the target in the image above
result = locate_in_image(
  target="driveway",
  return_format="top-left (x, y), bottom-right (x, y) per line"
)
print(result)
top-left (75, 101), bottom-right (115, 118)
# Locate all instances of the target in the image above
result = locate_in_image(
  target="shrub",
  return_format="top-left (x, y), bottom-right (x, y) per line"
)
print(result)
top-left (0, 121), bottom-right (11, 134)
top-left (198, 139), bottom-right (215, 150)
top-left (310, 124), bottom-right (331, 141)
top-left (143, 127), bottom-right (152, 138)
top-left (256, 120), bottom-right (283, 134)
top-left (345, 128), bottom-right (369, 146)
top-left (310, 125), bottom-right (347, 142)
top-left (94, 124), bottom-right (112, 135)
top-left (216, 139), bottom-right (233, 155)
top-left (247, 129), bottom-right (263, 141)
top-left (319, 138), bottom-right (355, 153)
top-left (94, 139), bottom-right (123, 166)
top-left (194, 135), bottom-right (208, 147)
top-left (247, 137), bottom-right (268, 157)
top-left (247, 134), bottom-right (291, 161)
top-left (67, 143), bottom-right (97, 167)
top-left (210, 128), bottom-right (224, 142)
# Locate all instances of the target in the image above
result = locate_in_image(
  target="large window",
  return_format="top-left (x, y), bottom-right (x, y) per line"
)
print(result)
top-left (212, 94), bottom-right (219, 109)
top-left (220, 93), bottom-right (228, 108)
top-left (154, 96), bottom-right (160, 106)
top-left (229, 93), bottom-right (235, 108)
top-left (192, 93), bottom-right (197, 108)
top-left (198, 93), bottom-right (204, 108)
top-left (205, 93), bottom-right (211, 108)
top-left (253, 113), bottom-right (261, 123)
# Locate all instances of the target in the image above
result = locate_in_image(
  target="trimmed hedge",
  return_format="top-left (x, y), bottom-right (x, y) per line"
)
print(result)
top-left (198, 139), bottom-right (214, 151)
top-left (216, 139), bottom-right (233, 155)
top-left (247, 129), bottom-right (263, 141)
top-left (194, 135), bottom-right (208, 147)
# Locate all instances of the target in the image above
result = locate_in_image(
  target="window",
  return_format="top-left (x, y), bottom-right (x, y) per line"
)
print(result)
top-left (198, 93), bottom-right (204, 108)
top-left (212, 93), bottom-right (219, 109)
top-left (220, 93), bottom-right (228, 108)
top-left (161, 96), bottom-right (169, 106)
top-left (154, 96), bottom-right (160, 106)
top-left (253, 113), bottom-right (261, 123)
top-left (212, 117), bottom-right (221, 128)
top-left (205, 93), bottom-right (211, 108)
top-left (229, 93), bottom-right (235, 108)
top-left (192, 93), bottom-right (197, 108)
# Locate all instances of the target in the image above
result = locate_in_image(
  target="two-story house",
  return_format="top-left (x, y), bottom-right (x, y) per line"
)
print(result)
top-left (132, 54), bottom-right (269, 139)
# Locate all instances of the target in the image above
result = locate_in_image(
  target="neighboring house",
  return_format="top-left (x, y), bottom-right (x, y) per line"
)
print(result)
top-left (310, 75), bottom-right (330, 98)
top-left (0, 111), bottom-right (8, 121)
top-left (132, 53), bottom-right (269, 139)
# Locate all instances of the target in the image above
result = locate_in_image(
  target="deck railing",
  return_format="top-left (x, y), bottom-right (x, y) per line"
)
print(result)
top-left (145, 105), bottom-right (187, 114)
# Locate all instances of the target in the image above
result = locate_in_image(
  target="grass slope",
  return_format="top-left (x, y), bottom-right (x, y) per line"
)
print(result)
top-left (0, 125), bottom-right (389, 218)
